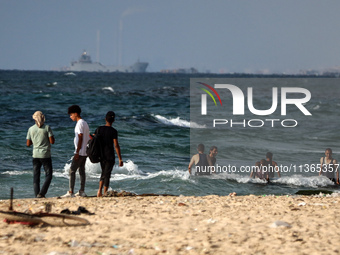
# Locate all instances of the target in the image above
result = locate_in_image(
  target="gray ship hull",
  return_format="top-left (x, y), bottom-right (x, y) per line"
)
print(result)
top-left (70, 51), bottom-right (148, 73)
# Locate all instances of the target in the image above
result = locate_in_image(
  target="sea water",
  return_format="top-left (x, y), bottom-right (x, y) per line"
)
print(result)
top-left (0, 71), bottom-right (339, 199)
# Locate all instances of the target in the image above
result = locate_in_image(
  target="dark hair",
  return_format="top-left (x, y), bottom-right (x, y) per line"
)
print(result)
top-left (210, 146), bottom-right (217, 152)
top-left (106, 111), bottom-right (115, 123)
top-left (266, 152), bottom-right (273, 160)
top-left (260, 159), bottom-right (267, 165)
top-left (325, 148), bottom-right (332, 154)
top-left (197, 144), bottom-right (205, 152)
top-left (68, 105), bottom-right (81, 115)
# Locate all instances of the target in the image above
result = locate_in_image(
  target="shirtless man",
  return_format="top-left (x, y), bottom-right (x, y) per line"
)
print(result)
top-left (188, 144), bottom-right (210, 175)
top-left (319, 148), bottom-right (339, 184)
top-left (250, 159), bottom-right (267, 180)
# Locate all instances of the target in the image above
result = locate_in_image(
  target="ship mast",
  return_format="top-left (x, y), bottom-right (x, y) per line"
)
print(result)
top-left (96, 30), bottom-right (100, 63)
top-left (118, 19), bottom-right (123, 66)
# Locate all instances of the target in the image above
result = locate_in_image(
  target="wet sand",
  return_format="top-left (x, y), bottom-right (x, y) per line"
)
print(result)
top-left (0, 194), bottom-right (340, 255)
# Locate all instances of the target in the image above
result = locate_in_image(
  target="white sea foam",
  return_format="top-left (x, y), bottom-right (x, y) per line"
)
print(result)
top-left (58, 157), bottom-right (335, 190)
top-left (120, 160), bottom-right (143, 174)
top-left (143, 169), bottom-right (190, 181)
top-left (59, 159), bottom-right (144, 179)
top-left (45, 82), bottom-right (57, 87)
top-left (64, 72), bottom-right (76, 76)
top-left (271, 175), bottom-right (335, 188)
top-left (221, 173), bottom-right (335, 188)
top-left (153, 114), bottom-right (205, 128)
top-left (1, 170), bottom-right (31, 176)
top-left (102, 87), bottom-right (114, 92)
top-left (112, 169), bottom-right (192, 183)
top-left (102, 164), bottom-right (192, 183)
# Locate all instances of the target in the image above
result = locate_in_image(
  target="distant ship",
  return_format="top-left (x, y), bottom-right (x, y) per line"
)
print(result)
top-left (70, 50), bottom-right (148, 73)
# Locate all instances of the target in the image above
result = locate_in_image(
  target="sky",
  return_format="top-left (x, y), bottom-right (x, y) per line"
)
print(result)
top-left (1, 0), bottom-right (340, 73)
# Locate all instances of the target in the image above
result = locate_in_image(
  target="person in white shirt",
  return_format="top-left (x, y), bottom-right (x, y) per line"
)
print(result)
top-left (62, 105), bottom-right (90, 198)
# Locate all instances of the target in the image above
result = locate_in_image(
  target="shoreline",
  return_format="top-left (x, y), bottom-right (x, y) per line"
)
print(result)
top-left (1, 195), bottom-right (340, 254)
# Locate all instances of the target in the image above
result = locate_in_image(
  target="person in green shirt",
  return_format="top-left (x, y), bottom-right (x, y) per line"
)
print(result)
top-left (26, 111), bottom-right (55, 198)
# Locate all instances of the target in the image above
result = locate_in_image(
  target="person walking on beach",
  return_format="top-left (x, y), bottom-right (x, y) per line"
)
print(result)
top-left (265, 152), bottom-right (281, 180)
top-left (319, 148), bottom-right (339, 184)
top-left (95, 111), bottom-right (123, 197)
top-left (188, 144), bottom-right (210, 175)
top-left (26, 111), bottom-right (55, 198)
top-left (62, 105), bottom-right (90, 198)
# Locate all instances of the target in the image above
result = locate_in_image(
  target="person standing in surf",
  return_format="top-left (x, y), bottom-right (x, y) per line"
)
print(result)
top-left (188, 144), bottom-right (211, 175)
top-left (26, 111), bottom-right (55, 198)
top-left (95, 111), bottom-right (123, 197)
top-left (207, 146), bottom-right (218, 166)
top-left (250, 159), bottom-right (267, 180)
top-left (319, 148), bottom-right (339, 184)
top-left (207, 146), bottom-right (218, 173)
top-left (264, 152), bottom-right (281, 181)
top-left (62, 105), bottom-right (90, 198)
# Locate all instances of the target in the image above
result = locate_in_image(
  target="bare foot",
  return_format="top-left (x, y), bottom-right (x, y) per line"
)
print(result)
top-left (97, 191), bottom-right (102, 197)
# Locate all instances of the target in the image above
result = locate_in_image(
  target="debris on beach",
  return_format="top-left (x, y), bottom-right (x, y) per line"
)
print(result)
top-left (0, 210), bottom-right (91, 226)
top-left (270, 220), bottom-right (292, 228)
top-left (105, 190), bottom-right (137, 197)
top-left (60, 206), bottom-right (94, 215)
top-left (105, 190), bottom-right (176, 197)
top-left (0, 188), bottom-right (91, 226)
top-left (228, 192), bottom-right (237, 197)
top-left (295, 189), bottom-right (333, 195)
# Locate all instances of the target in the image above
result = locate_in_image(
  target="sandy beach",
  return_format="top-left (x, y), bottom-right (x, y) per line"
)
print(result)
top-left (1, 194), bottom-right (340, 255)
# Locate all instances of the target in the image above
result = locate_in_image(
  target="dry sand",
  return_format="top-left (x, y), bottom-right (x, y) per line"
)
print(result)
top-left (0, 194), bottom-right (340, 255)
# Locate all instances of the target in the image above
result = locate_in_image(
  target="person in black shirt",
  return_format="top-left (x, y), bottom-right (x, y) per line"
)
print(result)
top-left (95, 111), bottom-right (123, 197)
top-left (319, 148), bottom-right (339, 184)
top-left (188, 144), bottom-right (211, 175)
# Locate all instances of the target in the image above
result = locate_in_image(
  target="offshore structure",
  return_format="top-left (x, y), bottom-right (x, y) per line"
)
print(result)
top-left (70, 50), bottom-right (148, 73)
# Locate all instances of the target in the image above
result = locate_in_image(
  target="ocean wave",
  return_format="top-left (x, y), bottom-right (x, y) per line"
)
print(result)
top-left (64, 72), bottom-right (76, 76)
top-left (224, 173), bottom-right (335, 188)
top-left (271, 175), bottom-right (335, 188)
top-left (58, 158), bottom-right (193, 185)
top-left (162, 86), bottom-right (175, 90)
top-left (152, 114), bottom-right (205, 128)
top-left (102, 87), bottom-right (114, 92)
top-left (1, 170), bottom-right (31, 176)
top-left (112, 169), bottom-right (192, 183)
top-left (45, 82), bottom-right (57, 87)
top-left (142, 169), bottom-right (190, 180)
top-left (58, 159), bottom-right (145, 179)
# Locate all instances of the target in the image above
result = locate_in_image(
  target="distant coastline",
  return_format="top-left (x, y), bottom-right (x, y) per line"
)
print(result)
top-left (1, 69), bottom-right (340, 78)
